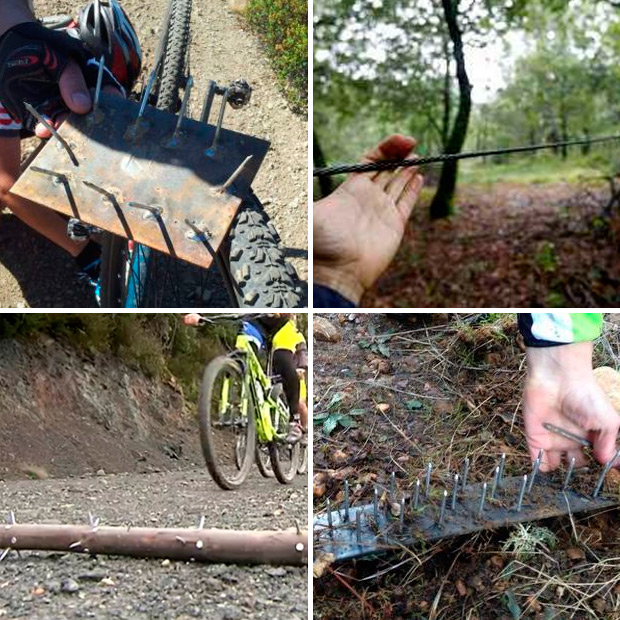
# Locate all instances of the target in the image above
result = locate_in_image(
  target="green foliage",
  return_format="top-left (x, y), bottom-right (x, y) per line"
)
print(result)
top-left (314, 392), bottom-right (365, 435)
top-left (0, 314), bottom-right (232, 406)
top-left (246, 0), bottom-right (308, 109)
top-left (534, 241), bottom-right (559, 273)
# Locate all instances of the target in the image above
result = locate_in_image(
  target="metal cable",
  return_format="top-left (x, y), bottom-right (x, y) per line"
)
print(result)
top-left (313, 134), bottom-right (620, 177)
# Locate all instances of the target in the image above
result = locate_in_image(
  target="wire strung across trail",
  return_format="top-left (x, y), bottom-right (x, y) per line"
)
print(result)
top-left (313, 134), bottom-right (620, 177)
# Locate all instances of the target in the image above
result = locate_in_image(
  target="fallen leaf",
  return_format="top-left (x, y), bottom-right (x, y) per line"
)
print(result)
top-left (566, 547), bottom-right (586, 561)
top-left (455, 578), bottom-right (467, 597)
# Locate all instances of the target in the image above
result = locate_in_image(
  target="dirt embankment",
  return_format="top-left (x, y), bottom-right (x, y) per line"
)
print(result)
top-left (0, 333), bottom-right (203, 481)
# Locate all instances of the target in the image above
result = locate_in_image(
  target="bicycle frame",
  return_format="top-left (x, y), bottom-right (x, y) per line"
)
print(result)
top-left (221, 334), bottom-right (289, 444)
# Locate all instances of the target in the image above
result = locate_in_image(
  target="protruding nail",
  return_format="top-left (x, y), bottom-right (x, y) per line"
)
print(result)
top-left (8, 512), bottom-right (15, 525)
top-left (206, 88), bottom-right (229, 155)
top-left (462, 457), bottom-right (469, 490)
top-left (127, 201), bottom-right (163, 216)
top-left (424, 462), bottom-right (432, 499)
top-left (438, 489), bottom-right (448, 527)
top-left (197, 515), bottom-right (205, 530)
top-left (373, 485), bottom-right (379, 520)
top-left (83, 180), bottom-right (116, 202)
top-left (138, 69), bottom-right (157, 119)
top-left (399, 497), bottom-right (405, 532)
top-left (185, 219), bottom-right (213, 241)
top-left (326, 498), bottom-right (333, 535)
top-left (343, 480), bottom-right (350, 522)
top-left (389, 472), bottom-right (396, 503)
top-left (593, 447), bottom-right (620, 498)
top-left (517, 474), bottom-right (528, 512)
top-left (200, 79), bottom-right (217, 124)
top-left (527, 451), bottom-right (542, 495)
top-left (171, 75), bottom-right (194, 142)
top-left (477, 482), bottom-right (487, 518)
top-left (24, 102), bottom-right (78, 166)
top-left (94, 55), bottom-right (105, 109)
top-left (490, 466), bottom-right (500, 500)
top-left (355, 510), bottom-right (361, 545)
top-left (31, 166), bottom-right (67, 185)
top-left (412, 478), bottom-right (420, 510)
top-left (218, 155), bottom-right (253, 193)
top-left (451, 474), bottom-right (459, 510)
top-left (0, 548), bottom-right (10, 562)
top-left (498, 453), bottom-right (506, 485)
top-left (563, 457), bottom-right (576, 491)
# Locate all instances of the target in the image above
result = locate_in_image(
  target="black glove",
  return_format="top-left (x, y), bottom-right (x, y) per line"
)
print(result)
top-left (0, 22), bottom-right (118, 131)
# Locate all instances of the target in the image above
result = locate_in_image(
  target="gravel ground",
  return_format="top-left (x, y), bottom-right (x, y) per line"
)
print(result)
top-left (0, 0), bottom-right (308, 308)
top-left (0, 469), bottom-right (308, 619)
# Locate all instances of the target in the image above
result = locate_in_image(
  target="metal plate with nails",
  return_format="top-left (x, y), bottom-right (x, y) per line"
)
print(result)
top-left (314, 471), bottom-right (618, 564)
top-left (11, 92), bottom-right (270, 270)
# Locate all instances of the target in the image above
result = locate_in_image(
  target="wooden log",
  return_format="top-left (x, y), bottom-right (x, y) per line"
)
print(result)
top-left (0, 524), bottom-right (307, 566)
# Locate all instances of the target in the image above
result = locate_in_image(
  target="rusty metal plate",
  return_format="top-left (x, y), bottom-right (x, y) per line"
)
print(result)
top-left (314, 473), bottom-right (618, 563)
top-left (10, 92), bottom-right (270, 269)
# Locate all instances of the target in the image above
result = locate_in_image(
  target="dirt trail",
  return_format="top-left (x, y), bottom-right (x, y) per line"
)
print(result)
top-left (0, 470), bottom-right (307, 620)
top-left (0, 0), bottom-right (307, 308)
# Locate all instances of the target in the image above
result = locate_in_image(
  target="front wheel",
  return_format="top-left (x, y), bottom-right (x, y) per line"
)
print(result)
top-left (198, 356), bottom-right (255, 490)
top-left (297, 444), bottom-right (307, 475)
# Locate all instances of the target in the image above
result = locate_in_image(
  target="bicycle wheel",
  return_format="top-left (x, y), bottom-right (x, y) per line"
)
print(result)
top-left (198, 356), bottom-right (255, 490)
top-left (255, 442), bottom-right (275, 478)
top-left (226, 192), bottom-right (306, 308)
top-left (268, 395), bottom-right (300, 484)
top-left (297, 443), bottom-right (307, 475)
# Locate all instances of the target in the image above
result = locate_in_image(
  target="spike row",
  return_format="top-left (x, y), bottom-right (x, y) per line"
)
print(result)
top-left (498, 453), bottom-right (506, 485)
top-left (412, 478), bottom-right (420, 510)
top-left (563, 457), bottom-right (576, 491)
top-left (451, 474), bottom-right (459, 510)
top-left (527, 449), bottom-right (543, 495)
top-left (461, 457), bottom-right (469, 490)
top-left (207, 88), bottom-right (229, 155)
top-left (477, 482), bottom-right (487, 518)
top-left (490, 466), bottom-right (500, 500)
top-left (343, 480), bottom-right (350, 522)
top-left (438, 489), bottom-right (447, 527)
top-left (389, 472), bottom-right (396, 504)
top-left (516, 474), bottom-right (528, 512)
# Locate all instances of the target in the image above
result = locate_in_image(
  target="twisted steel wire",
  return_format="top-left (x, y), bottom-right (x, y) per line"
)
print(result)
top-left (313, 134), bottom-right (620, 177)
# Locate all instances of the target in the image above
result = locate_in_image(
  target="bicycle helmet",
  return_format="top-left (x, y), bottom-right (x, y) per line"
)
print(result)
top-left (77, 0), bottom-right (142, 92)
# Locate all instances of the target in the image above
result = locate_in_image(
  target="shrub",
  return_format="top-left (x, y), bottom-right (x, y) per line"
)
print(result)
top-left (246, 0), bottom-right (308, 109)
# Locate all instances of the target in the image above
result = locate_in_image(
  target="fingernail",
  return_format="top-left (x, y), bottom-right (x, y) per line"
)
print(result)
top-left (73, 92), bottom-right (91, 108)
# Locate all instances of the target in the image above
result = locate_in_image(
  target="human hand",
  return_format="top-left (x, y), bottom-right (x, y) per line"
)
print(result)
top-left (313, 135), bottom-right (424, 305)
top-left (183, 314), bottom-right (203, 327)
top-left (523, 342), bottom-right (620, 471)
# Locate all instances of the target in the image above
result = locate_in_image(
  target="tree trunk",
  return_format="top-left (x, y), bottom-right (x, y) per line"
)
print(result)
top-left (430, 0), bottom-right (472, 220)
top-left (0, 523), bottom-right (308, 566)
top-left (313, 131), bottom-right (333, 198)
top-left (441, 35), bottom-right (452, 150)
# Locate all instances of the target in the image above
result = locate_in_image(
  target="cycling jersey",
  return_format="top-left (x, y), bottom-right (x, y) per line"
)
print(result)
top-left (518, 313), bottom-right (603, 347)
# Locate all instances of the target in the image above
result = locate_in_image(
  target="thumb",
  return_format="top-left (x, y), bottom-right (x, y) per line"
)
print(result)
top-left (592, 425), bottom-right (620, 467)
top-left (59, 60), bottom-right (92, 114)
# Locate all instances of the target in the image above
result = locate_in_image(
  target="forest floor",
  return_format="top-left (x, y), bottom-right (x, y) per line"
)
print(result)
top-left (313, 313), bottom-right (620, 620)
top-left (364, 180), bottom-right (620, 308)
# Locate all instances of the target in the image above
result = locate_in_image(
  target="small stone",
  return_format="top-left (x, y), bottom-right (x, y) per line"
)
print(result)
top-left (204, 577), bottom-right (223, 591)
top-left (313, 317), bottom-right (341, 343)
top-left (96, 469), bottom-right (106, 476)
top-left (161, 559), bottom-right (171, 567)
top-left (221, 606), bottom-right (242, 620)
top-left (100, 577), bottom-right (115, 586)
top-left (61, 578), bottom-right (80, 593)
top-left (265, 567), bottom-right (286, 577)
top-left (566, 547), bottom-right (586, 561)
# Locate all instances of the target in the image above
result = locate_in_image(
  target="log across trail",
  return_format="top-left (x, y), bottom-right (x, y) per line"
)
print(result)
top-left (0, 524), bottom-right (308, 567)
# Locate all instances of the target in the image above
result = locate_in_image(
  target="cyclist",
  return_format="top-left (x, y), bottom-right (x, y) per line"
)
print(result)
top-left (0, 0), bottom-right (142, 285)
top-left (183, 313), bottom-right (308, 445)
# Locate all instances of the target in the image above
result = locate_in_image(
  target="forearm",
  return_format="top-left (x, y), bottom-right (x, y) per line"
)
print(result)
top-left (0, 1), bottom-right (35, 38)
top-left (526, 342), bottom-right (594, 384)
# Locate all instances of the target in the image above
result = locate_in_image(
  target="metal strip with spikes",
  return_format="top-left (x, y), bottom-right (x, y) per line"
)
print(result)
top-left (314, 455), bottom-right (619, 564)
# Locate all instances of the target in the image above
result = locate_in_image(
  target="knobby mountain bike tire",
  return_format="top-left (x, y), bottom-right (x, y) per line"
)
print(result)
top-left (198, 355), bottom-right (256, 490)
top-left (297, 444), bottom-right (307, 475)
top-left (226, 193), bottom-right (306, 308)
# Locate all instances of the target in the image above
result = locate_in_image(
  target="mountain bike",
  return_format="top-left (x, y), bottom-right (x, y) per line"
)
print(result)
top-left (197, 315), bottom-right (302, 490)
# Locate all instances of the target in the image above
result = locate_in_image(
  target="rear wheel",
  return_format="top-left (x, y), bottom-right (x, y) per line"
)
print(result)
top-left (297, 443), bottom-right (307, 475)
top-left (255, 443), bottom-right (275, 478)
top-left (268, 396), bottom-right (300, 484)
top-left (198, 356), bottom-right (255, 490)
